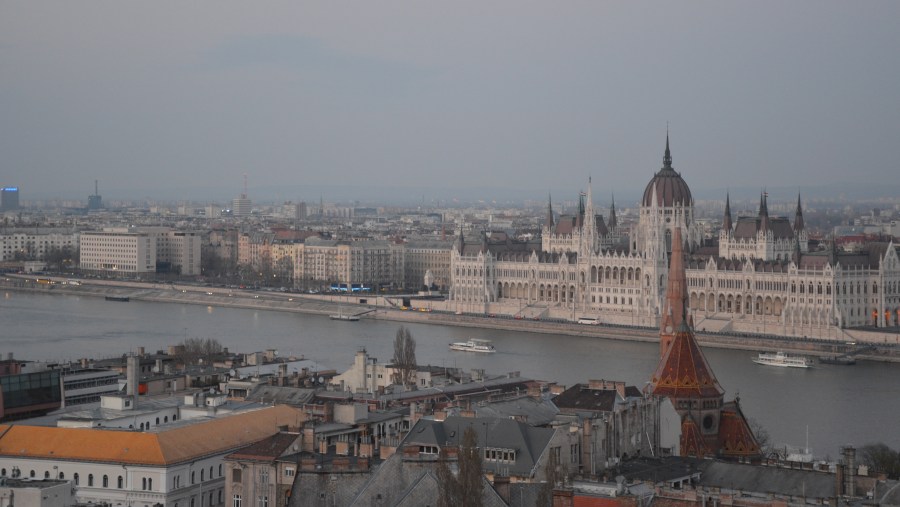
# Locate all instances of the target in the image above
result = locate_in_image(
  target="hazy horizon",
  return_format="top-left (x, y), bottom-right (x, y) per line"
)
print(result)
top-left (3, 2), bottom-right (899, 204)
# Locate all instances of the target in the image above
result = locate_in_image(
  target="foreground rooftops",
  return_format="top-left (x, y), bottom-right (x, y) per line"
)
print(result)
top-left (0, 404), bottom-right (304, 466)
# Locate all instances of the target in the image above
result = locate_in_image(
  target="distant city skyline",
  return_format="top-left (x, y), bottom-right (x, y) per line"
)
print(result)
top-left (3, 2), bottom-right (899, 202)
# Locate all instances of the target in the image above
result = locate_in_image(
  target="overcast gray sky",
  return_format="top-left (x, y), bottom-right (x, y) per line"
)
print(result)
top-left (2, 2), bottom-right (899, 203)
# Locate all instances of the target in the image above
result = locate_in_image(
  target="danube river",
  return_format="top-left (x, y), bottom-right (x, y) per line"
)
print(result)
top-left (3, 290), bottom-right (899, 459)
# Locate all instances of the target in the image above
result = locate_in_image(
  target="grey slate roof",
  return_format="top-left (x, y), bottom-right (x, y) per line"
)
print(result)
top-left (343, 453), bottom-right (508, 507)
top-left (732, 216), bottom-right (795, 240)
top-left (245, 385), bottom-right (317, 406)
top-left (376, 376), bottom-right (533, 403)
top-left (698, 460), bottom-right (836, 499)
top-left (472, 395), bottom-right (559, 427)
top-left (402, 416), bottom-right (555, 478)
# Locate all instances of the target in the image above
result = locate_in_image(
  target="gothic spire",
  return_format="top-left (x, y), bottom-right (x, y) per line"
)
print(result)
top-left (456, 225), bottom-right (465, 255)
top-left (794, 193), bottom-right (805, 232)
top-left (576, 191), bottom-right (586, 227)
top-left (758, 192), bottom-right (770, 232)
top-left (662, 131), bottom-right (673, 170)
top-left (723, 192), bottom-right (733, 232)
top-left (544, 193), bottom-right (554, 229)
top-left (609, 193), bottom-right (618, 229)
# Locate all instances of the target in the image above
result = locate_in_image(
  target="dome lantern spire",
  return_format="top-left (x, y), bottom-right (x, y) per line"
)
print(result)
top-left (663, 132), bottom-right (673, 170)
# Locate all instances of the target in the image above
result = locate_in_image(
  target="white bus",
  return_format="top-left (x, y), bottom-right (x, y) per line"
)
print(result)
top-left (577, 317), bottom-right (600, 325)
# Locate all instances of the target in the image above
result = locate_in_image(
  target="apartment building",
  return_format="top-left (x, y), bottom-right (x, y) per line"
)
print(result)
top-left (80, 228), bottom-right (201, 276)
top-left (0, 229), bottom-right (79, 262)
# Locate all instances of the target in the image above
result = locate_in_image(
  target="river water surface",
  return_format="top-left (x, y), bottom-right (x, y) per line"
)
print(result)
top-left (3, 290), bottom-right (899, 459)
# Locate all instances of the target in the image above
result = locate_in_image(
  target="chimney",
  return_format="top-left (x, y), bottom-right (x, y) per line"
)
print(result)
top-left (126, 355), bottom-right (140, 407)
top-left (493, 476), bottom-right (511, 504)
top-left (137, 346), bottom-right (145, 356)
top-left (842, 446), bottom-right (856, 497)
top-left (835, 463), bottom-right (844, 497)
top-left (552, 488), bottom-right (574, 507)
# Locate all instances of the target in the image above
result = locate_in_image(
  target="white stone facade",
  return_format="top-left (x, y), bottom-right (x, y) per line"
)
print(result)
top-left (449, 140), bottom-right (900, 339)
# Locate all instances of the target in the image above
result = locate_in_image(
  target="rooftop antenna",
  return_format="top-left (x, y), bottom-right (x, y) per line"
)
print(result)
top-left (94, 179), bottom-right (99, 195)
top-left (242, 174), bottom-right (248, 199)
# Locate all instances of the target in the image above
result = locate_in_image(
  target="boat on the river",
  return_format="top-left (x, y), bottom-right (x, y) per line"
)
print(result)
top-left (752, 351), bottom-right (813, 368)
top-left (449, 339), bottom-right (496, 353)
top-left (329, 307), bottom-right (359, 321)
top-left (819, 355), bottom-right (856, 365)
top-left (105, 296), bottom-right (130, 302)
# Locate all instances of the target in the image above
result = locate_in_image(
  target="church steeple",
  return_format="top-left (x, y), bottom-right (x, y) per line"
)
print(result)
top-left (794, 193), bottom-right (805, 232)
top-left (659, 227), bottom-right (690, 357)
top-left (723, 193), bottom-right (733, 232)
top-left (456, 225), bottom-right (465, 255)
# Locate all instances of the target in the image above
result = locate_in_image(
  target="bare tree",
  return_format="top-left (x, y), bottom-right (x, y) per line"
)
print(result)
top-left (436, 447), bottom-right (461, 507)
top-left (436, 425), bottom-right (483, 507)
top-left (860, 443), bottom-right (900, 479)
top-left (747, 417), bottom-right (772, 457)
top-left (392, 326), bottom-right (417, 388)
top-left (177, 337), bottom-right (223, 366)
top-left (536, 448), bottom-right (563, 507)
top-left (458, 426), bottom-right (484, 507)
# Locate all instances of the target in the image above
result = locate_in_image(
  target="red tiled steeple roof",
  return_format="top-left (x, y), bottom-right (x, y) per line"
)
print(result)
top-left (680, 418), bottom-right (710, 458)
top-left (718, 400), bottom-right (761, 457)
top-left (649, 321), bottom-right (724, 399)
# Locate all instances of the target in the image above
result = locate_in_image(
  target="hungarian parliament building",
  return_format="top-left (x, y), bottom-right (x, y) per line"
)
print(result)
top-left (449, 137), bottom-right (900, 340)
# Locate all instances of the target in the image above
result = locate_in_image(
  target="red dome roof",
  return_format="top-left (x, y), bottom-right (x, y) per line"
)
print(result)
top-left (642, 137), bottom-right (692, 207)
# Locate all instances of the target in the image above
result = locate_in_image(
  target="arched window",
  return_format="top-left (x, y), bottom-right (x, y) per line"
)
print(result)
top-left (156, 417), bottom-right (160, 424)
top-left (74, 473), bottom-right (79, 485)
top-left (164, 416), bottom-right (169, 423)
top-left (59, 472), bottom-right (64, 480)
top-left (148, 478), bottom-right (153, 490)
top-left (142, 478), bottom-right (147, 490)
top-left (88, 474), bottom-right (94, 487)
top-left (44, 471), bottom-right (50, 479)
top-left (30, 470), bottom-right (35, 478)
top-left (103, 475), bottom-right (109, 488)
top-left (201, 469), bottom-right (205, 481)
top-left (118, 475), bottom-right (123, 488)
top-left (191, 471), bottom-right (196, 484)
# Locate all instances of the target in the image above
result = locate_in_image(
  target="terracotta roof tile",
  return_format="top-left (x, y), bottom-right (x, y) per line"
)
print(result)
top-left (0, 405), bottom-right (304, 466)
top-left (649, 325), bottom-right (724, 400)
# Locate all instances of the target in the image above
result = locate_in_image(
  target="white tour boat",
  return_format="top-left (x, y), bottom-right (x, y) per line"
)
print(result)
top-left (329, 307), bottom-right (360, 321)
top-left (449, 339), bottom-right (496, 353)
top-left (752, 351), bottom-right (813, 368)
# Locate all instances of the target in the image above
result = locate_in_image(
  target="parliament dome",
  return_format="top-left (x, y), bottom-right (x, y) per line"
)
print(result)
top-left (642, 136), bottom-right (692, 207)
